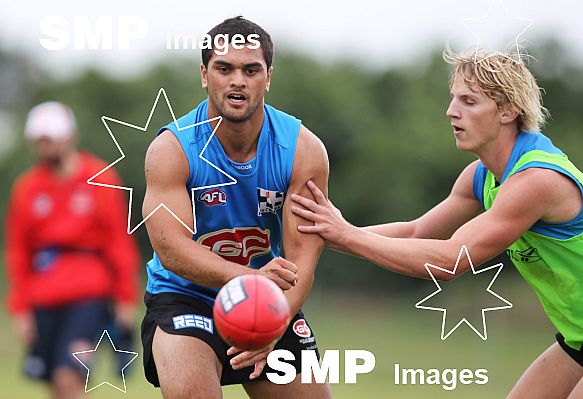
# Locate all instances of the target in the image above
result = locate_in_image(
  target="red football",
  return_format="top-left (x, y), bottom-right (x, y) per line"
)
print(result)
top-left (213, 274), bottom-right (291, 351)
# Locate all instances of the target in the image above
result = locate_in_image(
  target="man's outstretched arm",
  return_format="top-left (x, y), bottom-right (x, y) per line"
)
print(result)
top-left (292, 167), bottom-right (562, 280)
top-left (362, 161), bottom-right (483, 240)
top-left (322, 160), bottom-right (482, 257)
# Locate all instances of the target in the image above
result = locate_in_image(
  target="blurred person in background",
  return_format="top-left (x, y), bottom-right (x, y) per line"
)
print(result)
top-left (4, 101), bottom-right (140, 399)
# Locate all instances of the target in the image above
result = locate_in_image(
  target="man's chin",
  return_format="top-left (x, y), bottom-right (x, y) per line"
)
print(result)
top-left (454, 139), bottom-right (472, 152)
top-left (40, 157), bottom-right (63, 168)
top-left (221, 111), bottom-right (251, 123)
top-left (220, 104), bottom-right (257, 122)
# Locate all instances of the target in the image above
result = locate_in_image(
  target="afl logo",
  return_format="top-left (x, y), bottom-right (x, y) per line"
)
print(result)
top-left (292, 319), bottom-right (311, 338)
top-left (198, 188), bottom-right (227, 207)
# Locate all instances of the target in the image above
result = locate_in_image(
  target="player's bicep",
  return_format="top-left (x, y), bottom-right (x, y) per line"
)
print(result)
top-left (283, 127), bottom-right (329, 259)
top-left (143, 131), bottom-right (194, 248)
top-left (413, 160), bottom-right (483, 239)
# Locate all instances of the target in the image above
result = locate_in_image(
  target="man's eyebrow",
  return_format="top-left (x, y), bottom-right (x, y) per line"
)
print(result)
top-left (212, 61), bottom-right (264, 69)
top-left (243, 62), bottom-right (264, 69)
top-left (451, 91), bottom-right (479, 99)
top-left (460, 93), bottom-right (480, 100)
top-left (213, 60), bottom-right (233, 67)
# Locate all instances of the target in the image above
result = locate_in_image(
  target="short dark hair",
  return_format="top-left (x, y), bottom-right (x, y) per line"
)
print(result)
top-left (201, 16), bottom-right (274, 69)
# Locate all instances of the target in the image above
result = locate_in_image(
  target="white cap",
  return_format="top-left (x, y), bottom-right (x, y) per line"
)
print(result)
top-left (24, 101), bottom-right (76, 141)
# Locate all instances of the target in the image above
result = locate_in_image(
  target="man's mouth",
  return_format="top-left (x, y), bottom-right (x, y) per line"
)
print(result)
top-left (452, 124), bottom-right (465, 134)
top-left (226, 93), bottom-right (247, 104)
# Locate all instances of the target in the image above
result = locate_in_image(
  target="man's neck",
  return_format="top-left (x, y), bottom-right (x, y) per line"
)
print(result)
top-left (477, 128), bottom-right (520, 183)
top-left (208, 103), bottom-right (265, 163)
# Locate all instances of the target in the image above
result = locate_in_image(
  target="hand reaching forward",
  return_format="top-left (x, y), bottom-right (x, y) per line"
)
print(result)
top-left (290, 180), bottom-right (353, 247)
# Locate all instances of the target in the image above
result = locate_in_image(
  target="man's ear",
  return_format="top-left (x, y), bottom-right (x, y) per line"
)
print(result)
top-left (500, 104), bottom-right (519, 125)
top-left (200, 63), bottom-right (208, 89)
top-left (265, 66), bottom-right (273, 92)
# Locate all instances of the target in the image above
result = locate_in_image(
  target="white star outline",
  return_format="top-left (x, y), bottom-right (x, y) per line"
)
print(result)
top-left (415, 245), bottom-right (513, 340)
top-left (86, 88), bottom-right (238, 235)
top-left (71, 329), bottom-right (138, 393)
top-left (461, 0), bottom-right (534, 64)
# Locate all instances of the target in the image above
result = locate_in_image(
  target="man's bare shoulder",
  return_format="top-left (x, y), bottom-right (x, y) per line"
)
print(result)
top-left (292, 125), bottom-right (329, 177)
top-left (145, 130), bottom-right (189, 184)
top-left (503, 167), bottom-right (582, 222)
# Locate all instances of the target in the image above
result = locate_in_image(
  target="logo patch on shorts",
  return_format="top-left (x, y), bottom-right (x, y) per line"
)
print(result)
top-left (292, 319), bottom-right (311, 338)
top-left (172, 314), bottom-right (213, 333)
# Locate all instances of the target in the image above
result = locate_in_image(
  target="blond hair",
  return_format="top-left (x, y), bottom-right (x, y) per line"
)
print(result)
top-left (443, 45), bottom-right (549, 132)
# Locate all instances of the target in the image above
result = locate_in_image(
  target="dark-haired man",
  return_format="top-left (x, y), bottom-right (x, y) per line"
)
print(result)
top-left (140, 17), bottom-right (332, 398)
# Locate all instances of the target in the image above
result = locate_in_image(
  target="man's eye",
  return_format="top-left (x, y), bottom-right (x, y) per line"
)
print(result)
top-left (218, 67), bottom-right (229, 72)
top-left (247, 69), bottom-right (258, 74)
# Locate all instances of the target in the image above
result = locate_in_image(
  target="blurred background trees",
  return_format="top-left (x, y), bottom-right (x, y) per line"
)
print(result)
top-left (0, 38), bottom-right (581, 295)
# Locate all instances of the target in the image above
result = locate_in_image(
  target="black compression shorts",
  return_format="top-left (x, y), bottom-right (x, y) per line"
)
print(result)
top-left (141, 291), bottom-right (320, 386)
top-left (556, 332), bottom-right (583, 367)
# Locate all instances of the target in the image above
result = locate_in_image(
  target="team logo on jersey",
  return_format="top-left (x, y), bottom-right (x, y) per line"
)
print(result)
top-left (198, 227), bottom-right (271, 266)
top-left (70, 189), bottom-right (93, 215)
top-left (257, 187), bottom-right (284, 215)
top-left (508, 246), bottom-right (542, 263)
top-left (292, 319), bottom-right (311, 338)
top-left (198, 188), bottom-right (227, 207)
top-left (32, 193), bottom-right (53, 218)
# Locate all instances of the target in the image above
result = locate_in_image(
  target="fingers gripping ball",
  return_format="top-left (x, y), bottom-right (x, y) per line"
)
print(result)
top-left (213, 275), bottom-right (291, 351)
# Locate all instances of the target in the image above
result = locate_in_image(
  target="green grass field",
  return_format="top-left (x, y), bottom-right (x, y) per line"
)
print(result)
top-left (0, 274), bottom-right (555, 399)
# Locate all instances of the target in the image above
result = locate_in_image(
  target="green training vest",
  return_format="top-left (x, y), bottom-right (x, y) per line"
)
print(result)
top-left (483, 150), bottom-right (583, 350)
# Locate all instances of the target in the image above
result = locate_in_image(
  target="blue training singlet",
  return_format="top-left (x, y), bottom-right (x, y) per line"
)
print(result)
top-left (145, 99), bottom-right (301, 306)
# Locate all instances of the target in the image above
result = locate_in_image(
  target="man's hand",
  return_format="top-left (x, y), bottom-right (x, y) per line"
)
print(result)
top-left (13, 312), bottom-right (36, 347)
top-left (291, 180), bottom-right (354, 246)
top-left (257, 257), bottom-right (298, 290)
top-left (227, 342), bottom-right (276, 380)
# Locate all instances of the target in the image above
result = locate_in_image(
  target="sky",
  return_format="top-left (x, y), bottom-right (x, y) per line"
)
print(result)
top-left (0, 0), bottom-right (581, 77)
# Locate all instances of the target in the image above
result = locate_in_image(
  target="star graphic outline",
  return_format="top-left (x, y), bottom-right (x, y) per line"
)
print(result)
top-left (461, 0), bottom-right (534, 65)
top-left (415, 245), bottom-right (513, 340)
top-left (71, 329), bottom-right (138, 393)
top-left (86, 88), bottom-right (238, 235)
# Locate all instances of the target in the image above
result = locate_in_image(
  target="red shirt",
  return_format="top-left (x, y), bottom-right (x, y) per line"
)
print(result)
top-left (5, 151), bottom-right (139, 315)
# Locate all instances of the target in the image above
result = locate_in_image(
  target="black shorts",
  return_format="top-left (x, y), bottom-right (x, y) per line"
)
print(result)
top-left (24, 299), bottom-right (110, 381)
top-left (556, 333), bottom-right (583, 367)
top-left (141, 292), bottom-right (320, 386)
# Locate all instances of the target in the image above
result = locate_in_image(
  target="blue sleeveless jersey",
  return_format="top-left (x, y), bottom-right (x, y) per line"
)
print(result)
top-left (145, 99), bottom-right (301, 306)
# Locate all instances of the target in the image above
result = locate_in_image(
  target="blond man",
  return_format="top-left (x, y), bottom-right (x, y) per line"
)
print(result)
top-left (290, 47), bottom-right (583, 398)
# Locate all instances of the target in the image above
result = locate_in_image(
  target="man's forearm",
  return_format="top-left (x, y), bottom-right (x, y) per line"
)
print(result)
top-left (155, 235), bottom-right (253, 288)
top-left (341, 226), bottom-right (462, 280)
top-left (362, 221), bottom-right (416, 238)
top-left (329, 221), bottom-right (416, 255)
top-left (283, 253), bottom-right (319, 317)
